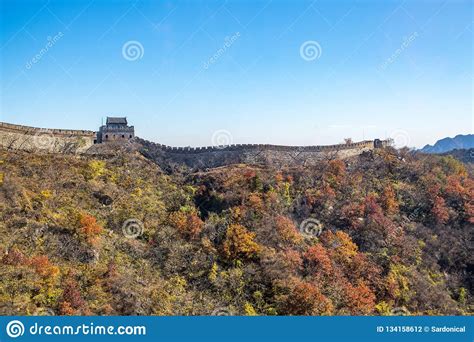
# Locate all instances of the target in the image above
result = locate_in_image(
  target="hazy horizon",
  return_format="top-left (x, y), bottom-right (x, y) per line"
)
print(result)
top-left (1, 0), bottom-right (472, 149)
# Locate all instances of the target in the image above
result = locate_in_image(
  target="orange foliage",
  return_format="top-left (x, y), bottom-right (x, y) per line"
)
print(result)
top-left (322, 231), bottom-right (358, 265)
top-left (305, 184), bottom-right (336, 208)
top-left (169, 211), bottom-right (204, 239)
top-left (30, 255), bottom-right (60, 279)
top-left (432, 196), bottom-right (449, 224)
top-left (304, 244), bottom-right (332, 274)
top-left (284, 281), bottom-right (333, 315)
top-left (282, 249), bottom-right (303, 272)
top-left (247, 193), bottom-right (264, 211)
top-left (345, 281), bottom-right (376, 315)
top-left (275, 215), bottom-right (302, 244)
top-left (324, 160), bottom-right (346, 186)
top-left (381, 185), bottom-right (399, 215)
top-left (79, 213), bottom-right (103, 246)
top-left (445, 175), bottom-right (465, 198)
top-left (59, 301), bottom-right (75, 316)
top-left (274, 172), bottom-right (284, 184)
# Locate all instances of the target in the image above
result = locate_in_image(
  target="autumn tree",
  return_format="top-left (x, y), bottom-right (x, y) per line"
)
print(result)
top-left (78, 213), bottom-right (103, 247)
top-left (283, 281), bottom-right (333, 315)
top-left (169, 210), bottom-right (204, 239)
top-left (59, 273), bottom-right (85, 315)
top-left (223, 224), bottom-right (260, 260)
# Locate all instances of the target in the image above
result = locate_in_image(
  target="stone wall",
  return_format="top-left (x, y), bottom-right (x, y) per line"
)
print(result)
top-left (0, 121), bottom-right (391, 168)
top-left (138, 138), bottom-right (388, 169)
top-left (0, 122), bottom-right (96, 153)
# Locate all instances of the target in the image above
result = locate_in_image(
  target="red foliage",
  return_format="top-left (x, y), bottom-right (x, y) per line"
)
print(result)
top-left (432, 196), bottom-right (449, 224)
top-left (2, 247), bottom-right (26, 266)
top-left (341, 202), bottom-right (365, 229)
top-left (304, 244), bottom-right (332, 275)
top-left (284, 281), bottom-right (333, 315)
top-left (282, 249), bottom-right (303, 272)
top-left (60, 273), bottom-right (85, 314)
top-left (464, 202), bottom-right (474, 224)
top-left (345, 281), bottom-right (376, 315)
top-left (445, 175), bottom-right (465, 198)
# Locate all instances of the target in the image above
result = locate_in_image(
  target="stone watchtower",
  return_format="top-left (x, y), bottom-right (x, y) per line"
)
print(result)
top-left (97, 117), bottom-right (134, 143)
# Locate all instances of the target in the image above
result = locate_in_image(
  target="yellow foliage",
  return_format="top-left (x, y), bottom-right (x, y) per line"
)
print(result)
top-left (244, 302), bottom-right (257, 316)
top-left (86, 160), bottom-right (106, 180)
top-left (208, 262), bottom-right (218, 283)
top-left (40, 190), bottom-right (53, 199)
top-left (386, 264), bottom-right (411, 302)
top-left (223, 224), bottom-right (260, 259)
top-left (375, 301), bottom-right (391, 315)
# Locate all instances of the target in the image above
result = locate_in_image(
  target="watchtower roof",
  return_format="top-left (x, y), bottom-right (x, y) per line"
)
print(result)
top-left (106, 117), bottom-right (127, 125)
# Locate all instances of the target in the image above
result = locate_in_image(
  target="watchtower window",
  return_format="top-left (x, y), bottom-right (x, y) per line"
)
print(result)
top-left (129, 135), bottom-right (132, 138)
top-left (105, 135), bottom-right (108, 139)
top-left (122, 135), bottom-right (125, 138)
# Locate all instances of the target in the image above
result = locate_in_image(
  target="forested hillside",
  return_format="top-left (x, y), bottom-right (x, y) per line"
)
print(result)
top-left (0, 146), bottom-right (472, 316)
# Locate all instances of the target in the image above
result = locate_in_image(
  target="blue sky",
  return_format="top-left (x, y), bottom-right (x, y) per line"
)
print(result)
top-left (0, 0), bottom-right (472, 148)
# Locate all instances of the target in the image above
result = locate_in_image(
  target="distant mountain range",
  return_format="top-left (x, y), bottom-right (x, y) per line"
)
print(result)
top-left (420, 134), bottom-right (474, 154)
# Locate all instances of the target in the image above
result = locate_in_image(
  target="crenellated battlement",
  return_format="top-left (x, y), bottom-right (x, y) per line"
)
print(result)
top-left (145, 140), bottom-right (377, 154)
top-left (0, 122), bottom-right (96, 137)
top-left (0, 119), bottom-right (391, 167)
top-left (137, 138), bottom-right (391, 168)
top-left (0, 121), bottom-right (96, 153)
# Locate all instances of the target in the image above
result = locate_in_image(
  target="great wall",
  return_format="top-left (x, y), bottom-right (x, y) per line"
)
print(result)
top-left (0, 122), bottom-right (96, 153)
top-left (0, 119), bottom-right (391, 168)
